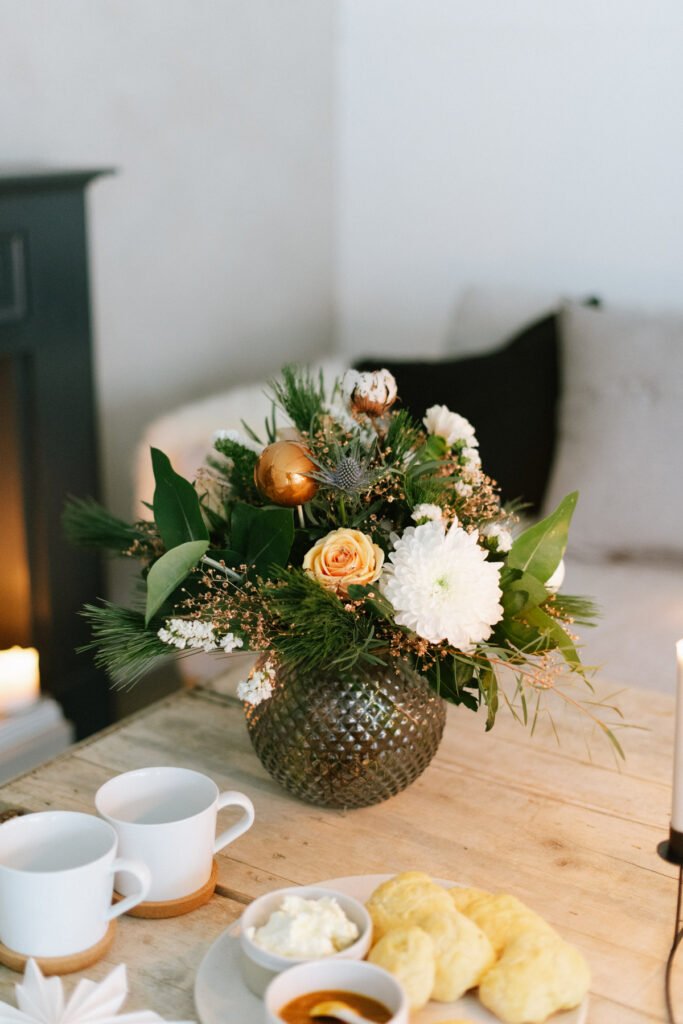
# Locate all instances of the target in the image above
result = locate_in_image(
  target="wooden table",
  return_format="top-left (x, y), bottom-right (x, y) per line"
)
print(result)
top-left (0, 679), bottom-right (677, 1023)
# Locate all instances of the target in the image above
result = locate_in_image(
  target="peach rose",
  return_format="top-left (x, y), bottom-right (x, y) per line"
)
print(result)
top-left (303, 528), bottom-right (384, 596)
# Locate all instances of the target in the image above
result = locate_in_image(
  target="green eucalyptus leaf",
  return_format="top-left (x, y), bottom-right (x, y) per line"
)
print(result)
top-left (501, 571), bottom-right (549, 618)
top-left (507, 492), bottom-right (578, 582)
top-left (525, 606), bottom-right (581, 668)
top-left (145, 539), bottom-right (209, 625)
top-left (479, 662), bottom-right (498, 731)
top-left (231, 503), bottom-right (294, 577)
top-left (493, 616), bottom-right (547, 654)
top-left (151, 448), bottom-right (208, 549)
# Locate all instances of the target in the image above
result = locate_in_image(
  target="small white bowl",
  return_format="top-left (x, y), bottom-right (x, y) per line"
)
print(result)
top-left (239, 886), bottom-right (372, 997)
top-left (264, 959), bottom-right (408, 1024)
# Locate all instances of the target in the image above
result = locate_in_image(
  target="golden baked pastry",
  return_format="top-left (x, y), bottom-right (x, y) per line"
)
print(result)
top-left (478, 930), bottom-right (591, 1024)
top-left (366, 871), bottom-right (454, 942)
top-left (418, 909), bottom-right (495, 1002)
top-left (368, 925), bottom-right (436, 1010)
top-left (454, 891), bottom-right (556, 955)
top-left (448, 886), bottom-right (492, 915)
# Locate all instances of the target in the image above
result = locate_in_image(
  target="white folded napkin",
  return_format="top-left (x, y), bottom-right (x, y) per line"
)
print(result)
top-left (0, 960), bottom-right (194, 1024)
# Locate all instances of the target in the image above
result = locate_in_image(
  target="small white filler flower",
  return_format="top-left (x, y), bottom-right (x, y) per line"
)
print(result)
top-left (381, 520), bottom-right (503, 651)
top-left (237, 662), bottom-right (276, 706)
top-left (480, 522), bottom-right (513, 553)
top-left (411, 503), bottom-right (443, 524)
top-left (423, 405), bottom-right (478, 449)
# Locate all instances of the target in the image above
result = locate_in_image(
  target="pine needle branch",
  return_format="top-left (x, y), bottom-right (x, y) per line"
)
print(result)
top-left (63, 497), bottom-right (148, 555)
top-left (552, 593), bottom-right (599, 627)
top-left (79, 601), bottom-right (170, 688)
top-left (265, 568), bottom-right (385, 673)
top-left (268, 364), bottom-right (327, 434)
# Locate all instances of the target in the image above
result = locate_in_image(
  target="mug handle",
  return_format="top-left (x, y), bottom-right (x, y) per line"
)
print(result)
top-left (214, 791), bottom-right (255, 854)
top-left (106, 858), bottom-right (152, 920)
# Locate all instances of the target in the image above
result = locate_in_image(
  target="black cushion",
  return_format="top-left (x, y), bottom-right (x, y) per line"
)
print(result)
top-left (355, 314), bottom-right (560, 511)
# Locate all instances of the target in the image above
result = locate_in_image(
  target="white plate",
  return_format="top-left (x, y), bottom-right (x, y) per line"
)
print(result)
top-left (194, 874), bottom-right (588, 1024)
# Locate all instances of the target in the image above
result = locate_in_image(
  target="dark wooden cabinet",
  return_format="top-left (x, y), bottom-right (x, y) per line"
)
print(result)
top-left (0, 168), bottom-right (114, 738)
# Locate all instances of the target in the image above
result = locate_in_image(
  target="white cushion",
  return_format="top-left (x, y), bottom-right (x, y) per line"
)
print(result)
top-left (544, 302), bottom-right (683, 560)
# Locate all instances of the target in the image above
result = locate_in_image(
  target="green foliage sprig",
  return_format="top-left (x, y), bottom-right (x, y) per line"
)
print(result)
top-left (268, 364), bottom-right (327, 435)
top-left (79, 602), bottom-right (170, 687)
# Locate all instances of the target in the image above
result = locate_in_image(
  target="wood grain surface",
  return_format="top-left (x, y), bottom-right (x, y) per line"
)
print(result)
top-left (0, 676), bottom-right (676, 1022)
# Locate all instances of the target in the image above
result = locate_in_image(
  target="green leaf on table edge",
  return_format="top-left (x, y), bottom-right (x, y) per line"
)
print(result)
top-left (507, 491), bottom-right (578, 582)
top-left (151, 448), bottom-right (208, 549)
top-left (145, 539), bottom-right (209, 625)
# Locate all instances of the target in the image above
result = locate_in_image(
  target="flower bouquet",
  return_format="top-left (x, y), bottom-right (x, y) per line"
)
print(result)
top-left (66, 366), bottom-right (617, 808)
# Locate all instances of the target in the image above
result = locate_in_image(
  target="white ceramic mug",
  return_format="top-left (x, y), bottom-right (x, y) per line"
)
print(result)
top-left (95, 766), bottom-right (255, 902)
top-left (0, 810), bottom-right (150, 957)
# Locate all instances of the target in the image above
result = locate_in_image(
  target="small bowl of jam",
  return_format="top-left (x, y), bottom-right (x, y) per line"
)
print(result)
top-left (264, 959), bottom-right (408, 1024)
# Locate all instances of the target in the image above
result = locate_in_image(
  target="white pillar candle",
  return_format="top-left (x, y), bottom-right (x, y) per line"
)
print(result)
top-left (0, 646), bottom-right (40, 714)
top-left (672, 640), bottom-right (683, 834)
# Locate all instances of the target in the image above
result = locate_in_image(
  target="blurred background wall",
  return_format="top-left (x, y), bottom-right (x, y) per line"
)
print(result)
top-left (2, 0), bottom-right (682, 525)
top-left (337, 0), bottom-right (683, 358)
top-left (0, 0), bottom-right (336, 525)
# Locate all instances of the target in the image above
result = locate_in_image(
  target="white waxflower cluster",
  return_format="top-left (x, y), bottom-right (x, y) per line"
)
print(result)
top-left (157, 619), bottom-right (244, 655)
top-left (237, 662), bottom-right (276, 706)
top-left (411, 503), bottom-right (444, 524)
top-left (480, 522), bottom-right (513, 553)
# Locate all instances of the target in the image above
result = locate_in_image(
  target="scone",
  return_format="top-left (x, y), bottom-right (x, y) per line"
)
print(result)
top-left (449, 886), bottom-right (492, 915)
top-left (366, 871), bottom-right (454, 942)
top-left (455, 891), bottom-right (556, 955)
top-left (368, 925), bottom-right (436, 1010)
top-left (418, 910), bottom-right (495, 1002)
top-left (478, 930), bottom-right (591, 1024)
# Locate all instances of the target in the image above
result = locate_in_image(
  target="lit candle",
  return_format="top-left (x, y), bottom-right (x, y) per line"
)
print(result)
top-left (0, 647), bottom-right (40, 713)
top-left (672, 641), bottom-right (683, 843)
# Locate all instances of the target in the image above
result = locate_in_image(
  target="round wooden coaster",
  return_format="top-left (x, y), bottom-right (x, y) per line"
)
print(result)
top-left (113, 858), bottom-right (218, 919)
top-left (0, 920), bottom-right (116, 975)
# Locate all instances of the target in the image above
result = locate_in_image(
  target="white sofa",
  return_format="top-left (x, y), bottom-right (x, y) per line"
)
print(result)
top-left (133, 289), bottom-right (683, 695)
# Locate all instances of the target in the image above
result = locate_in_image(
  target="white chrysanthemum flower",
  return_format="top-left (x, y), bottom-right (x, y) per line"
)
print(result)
top-left (455, 480), bottom-right (473, 497)
top-left (237, 662), bottom-right (276, 705)
top-left (481, 522), bottom-right (513, 553)
top-left (213, 428), bottom-right (263, 454)
top-left (381, 520), bottom-right (503, 651)
top-left (158, 619), bottom-right (218, 653)
top-left (423, 405), bottom-right (478, 448)
top-left (411, 503), bottom-right (443, 523)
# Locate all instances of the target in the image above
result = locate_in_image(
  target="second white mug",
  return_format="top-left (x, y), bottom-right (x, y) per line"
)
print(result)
top-left (95, 766), bottom-right (255, 902)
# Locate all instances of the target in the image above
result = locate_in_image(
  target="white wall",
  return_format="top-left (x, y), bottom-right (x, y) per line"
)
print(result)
top-left (0, 0), bottom-right (336, 524)
top-left (337, 0), bottom-right (683, 358)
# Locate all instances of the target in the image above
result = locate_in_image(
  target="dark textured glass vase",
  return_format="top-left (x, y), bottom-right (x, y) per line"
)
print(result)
top-left (245, 660), bottom-right (446, 809)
